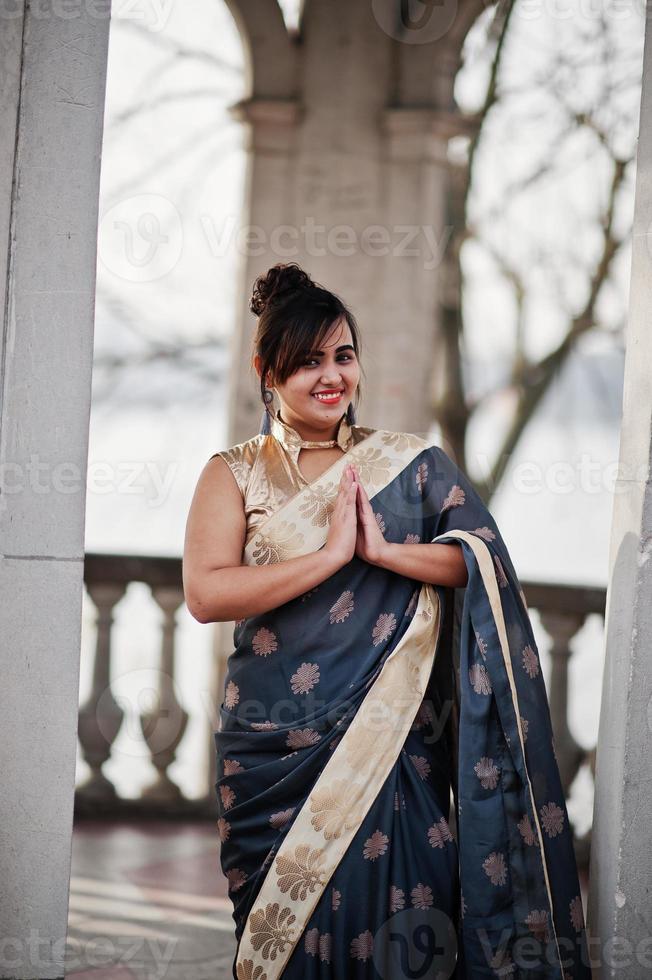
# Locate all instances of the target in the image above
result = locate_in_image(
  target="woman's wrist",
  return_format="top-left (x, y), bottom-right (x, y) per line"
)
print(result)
top-left (321, 544), bottom-right (351, 574)
top-left (370, 541), bottom-right (397, 570)
top-left (372, 540), bottom-right (468, 588)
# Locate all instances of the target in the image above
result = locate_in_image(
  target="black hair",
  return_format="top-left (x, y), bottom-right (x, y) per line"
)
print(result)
top-left (250, 262), bottom-right (363, 415)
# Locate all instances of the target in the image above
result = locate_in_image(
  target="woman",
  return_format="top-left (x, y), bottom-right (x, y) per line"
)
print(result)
top-left (183, 263), bottom-right (591, 979)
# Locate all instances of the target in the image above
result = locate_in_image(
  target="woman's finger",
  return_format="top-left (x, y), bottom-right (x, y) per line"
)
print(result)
top-left (355, 478), bottom-right (371, 513)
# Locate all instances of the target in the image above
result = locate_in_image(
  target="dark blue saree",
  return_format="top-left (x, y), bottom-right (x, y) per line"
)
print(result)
top-left (214, 429), bottom-right (592, 979)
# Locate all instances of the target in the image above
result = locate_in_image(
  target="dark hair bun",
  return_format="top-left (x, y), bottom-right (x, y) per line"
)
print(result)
top-left (250, 262), bottom-right (313, 317)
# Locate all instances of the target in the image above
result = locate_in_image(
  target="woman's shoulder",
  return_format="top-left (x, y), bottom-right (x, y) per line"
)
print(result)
top-left (210, 432), bottom-right (266, 465)
top-left (208, 433), bottom-right (268, 496)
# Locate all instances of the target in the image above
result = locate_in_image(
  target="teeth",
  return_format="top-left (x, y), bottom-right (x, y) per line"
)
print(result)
top-left (314, 392), bottom-right (342, 401)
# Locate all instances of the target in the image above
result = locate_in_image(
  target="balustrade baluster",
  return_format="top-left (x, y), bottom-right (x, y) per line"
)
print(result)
top-left (140, 585), bottom-right (189, 803)
top-left (77, 583), bottom-right (127, 801)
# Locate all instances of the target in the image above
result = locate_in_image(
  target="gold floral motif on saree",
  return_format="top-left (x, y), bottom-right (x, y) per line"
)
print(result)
top-left (297, 482), bottom-right (337, 528)
top-left (308, 780), bottom-right (369, 840)
top-left (275, 844), bottom-right (329, 900)
top-left (249, 521), bottom-right (306, 565)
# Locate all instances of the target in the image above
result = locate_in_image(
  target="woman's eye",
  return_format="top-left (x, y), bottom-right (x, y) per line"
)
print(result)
top-left (304, 355), bottom-right (353, 366)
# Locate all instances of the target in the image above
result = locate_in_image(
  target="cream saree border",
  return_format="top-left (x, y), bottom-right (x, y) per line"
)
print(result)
top-left (430, 529), bottom-right (563, 972)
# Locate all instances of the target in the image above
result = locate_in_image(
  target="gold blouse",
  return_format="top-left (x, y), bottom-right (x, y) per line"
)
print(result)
top-left (211, 409), bottom-right (375, 548)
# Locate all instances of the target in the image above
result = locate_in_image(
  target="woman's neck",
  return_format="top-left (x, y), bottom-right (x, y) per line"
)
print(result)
top-left (278, 407), bottom-right (343, 443)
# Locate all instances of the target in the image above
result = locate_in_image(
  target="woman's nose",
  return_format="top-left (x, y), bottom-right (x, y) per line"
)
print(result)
top-left (321, 370), bottom-right (342, 384)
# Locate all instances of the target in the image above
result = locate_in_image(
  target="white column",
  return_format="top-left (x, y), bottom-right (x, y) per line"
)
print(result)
top-left (587, 10), bottom-right (652, 978)
top-left (0, 5), bottom-right (110, 978)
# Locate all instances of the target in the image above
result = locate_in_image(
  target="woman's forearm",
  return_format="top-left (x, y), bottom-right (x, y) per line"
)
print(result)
top-left (187, 546), bottom-right (344, 623)
top-left (374, 541), bottom-right (468, 588)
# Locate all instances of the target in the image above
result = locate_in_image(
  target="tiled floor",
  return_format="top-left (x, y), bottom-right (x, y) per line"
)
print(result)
top-left (65, 820), bottom-right (236, 980)
top-left (65, 820), bottom-right (592, 979)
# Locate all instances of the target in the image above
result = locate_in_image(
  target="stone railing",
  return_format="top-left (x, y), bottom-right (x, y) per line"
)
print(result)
top-left (75, 553), bottom-right (212, 819)
top-left (520, 580), bottom-right (606, 868)
top-left (75, 553), bottom-right (605, 864)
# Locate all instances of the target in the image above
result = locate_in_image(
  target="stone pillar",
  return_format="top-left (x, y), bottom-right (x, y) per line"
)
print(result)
top-left (0, 5), bottom-right (110, 978)
top-left (223, 0), bottom-right (484, 444)
top-left (226, 96), bottom-right (303, 440)
top-left (587, 12), bottom-right (652, 978)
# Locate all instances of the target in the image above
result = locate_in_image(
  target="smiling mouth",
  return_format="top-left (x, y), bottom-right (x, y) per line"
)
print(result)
top-left (312, 389), bottom-right (344, 403)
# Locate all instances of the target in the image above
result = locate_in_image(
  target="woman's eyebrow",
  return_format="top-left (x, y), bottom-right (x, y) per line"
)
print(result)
top-left (307, 344), bottom-right (355, 356)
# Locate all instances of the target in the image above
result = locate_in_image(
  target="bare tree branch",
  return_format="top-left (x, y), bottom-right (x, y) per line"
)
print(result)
top-left (434, 0), bottom-right (518, 465)
top-left (114, 18), bottom-right (241, 75)
top-left (103, 122), bottom-right (236, 204)
top-left (112, 88), bottom-right (236, 127)
top-left (433, 10), bottom-right (639, 504)
top-left (474, 156), bottom-right (630, 500)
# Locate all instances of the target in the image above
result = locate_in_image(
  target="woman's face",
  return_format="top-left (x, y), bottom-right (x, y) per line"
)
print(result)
top-left (269, 318), bottom-right (360, 431)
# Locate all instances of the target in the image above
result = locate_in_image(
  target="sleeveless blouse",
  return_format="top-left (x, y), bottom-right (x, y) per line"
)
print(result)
top-left (210, 409), bottom-right (375, 549)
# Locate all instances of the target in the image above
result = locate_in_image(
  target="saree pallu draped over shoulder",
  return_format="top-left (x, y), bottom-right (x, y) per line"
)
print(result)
top-left (214, 429), bottom-right (592, 979)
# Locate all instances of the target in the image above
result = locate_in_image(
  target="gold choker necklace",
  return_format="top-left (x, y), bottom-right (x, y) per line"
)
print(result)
top-left (270, 409), bottom-right (353, 452)
top-left (294, 437), bottom-right (338, 449)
